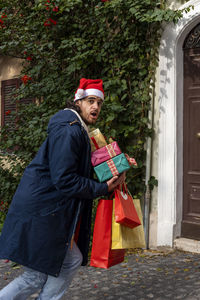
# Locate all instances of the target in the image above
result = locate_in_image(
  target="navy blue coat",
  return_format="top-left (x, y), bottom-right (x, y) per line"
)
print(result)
top-left (0, 110), bottom-right (108, 277)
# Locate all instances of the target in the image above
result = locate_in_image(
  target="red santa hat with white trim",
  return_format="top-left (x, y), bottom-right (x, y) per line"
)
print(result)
top-left (74, 78), bottom-right (104, 101)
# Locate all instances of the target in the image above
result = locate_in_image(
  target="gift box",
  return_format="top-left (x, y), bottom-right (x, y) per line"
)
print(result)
top-left (91, 141), bottom-right (122, 167)
top-left (89, 129), bottom-right (107, 152)
top-left (94, 153), bottom-right (130, 182)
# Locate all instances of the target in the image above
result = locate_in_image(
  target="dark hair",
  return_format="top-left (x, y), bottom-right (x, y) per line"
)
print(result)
top-left (65, 99), bottom-right (81, 113)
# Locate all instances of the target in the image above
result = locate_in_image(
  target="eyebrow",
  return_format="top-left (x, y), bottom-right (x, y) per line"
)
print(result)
top-left (87, 96), bottom-right (97, 100)
top-left (87, 97), bottom-right (103, 102)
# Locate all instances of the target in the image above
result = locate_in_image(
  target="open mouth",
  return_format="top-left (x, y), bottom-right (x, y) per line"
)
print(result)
top-left (91, 112), bottom-right (98, 118)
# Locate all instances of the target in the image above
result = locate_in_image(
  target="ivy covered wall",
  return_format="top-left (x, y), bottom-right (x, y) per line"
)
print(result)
top-left (0, 1), bottom-right (191, 225)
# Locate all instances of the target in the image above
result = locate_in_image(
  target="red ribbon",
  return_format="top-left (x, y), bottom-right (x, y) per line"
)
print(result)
top-left (91, 137), bottom-right (99, 150)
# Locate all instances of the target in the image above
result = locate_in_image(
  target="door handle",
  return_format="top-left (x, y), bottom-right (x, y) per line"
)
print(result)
top-left (197, 133), bottom-right (200, 139)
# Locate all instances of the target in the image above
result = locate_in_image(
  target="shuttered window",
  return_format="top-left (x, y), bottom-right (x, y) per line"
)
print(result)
top-left (1, 78), bottom-right (19, 130)
top-left (1, 78), bottom-right (32, 130)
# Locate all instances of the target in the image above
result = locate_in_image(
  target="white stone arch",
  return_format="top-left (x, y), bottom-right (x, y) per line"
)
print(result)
top-left (157, 0), bottom-right (200, 246)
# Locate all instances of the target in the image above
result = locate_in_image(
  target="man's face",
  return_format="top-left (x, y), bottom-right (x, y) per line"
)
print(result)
top-left (75, 96), bottom-right (103, 125)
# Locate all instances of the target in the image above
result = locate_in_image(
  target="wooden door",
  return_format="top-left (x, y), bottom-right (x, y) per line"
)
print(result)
top-left (182, 24), bottom-right (200, 240)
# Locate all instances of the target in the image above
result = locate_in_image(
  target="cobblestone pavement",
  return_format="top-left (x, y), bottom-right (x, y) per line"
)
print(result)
top-left (0, 249), bottom-right (200, 300)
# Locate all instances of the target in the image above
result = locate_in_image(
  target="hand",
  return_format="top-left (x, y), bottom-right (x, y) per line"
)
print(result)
top-left (106, 172), bottom-right (126, 192)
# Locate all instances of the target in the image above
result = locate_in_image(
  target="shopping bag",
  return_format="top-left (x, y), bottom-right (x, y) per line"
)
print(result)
top-left (90, 199), bottom-right (125, 269)
top-left (112, 198), bottom-right (146, 249)
top-left (114, 184), bottom-right (141, 228)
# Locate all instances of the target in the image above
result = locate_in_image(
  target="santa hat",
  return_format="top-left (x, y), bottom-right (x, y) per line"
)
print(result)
top-left (74, 78), bottom-right (104, 101)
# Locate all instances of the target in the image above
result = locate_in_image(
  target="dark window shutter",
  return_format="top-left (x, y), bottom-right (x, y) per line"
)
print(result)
top-left (1, 78), bottom-right (33, 130)
top-left (1, 78), bottom-right (19, 130)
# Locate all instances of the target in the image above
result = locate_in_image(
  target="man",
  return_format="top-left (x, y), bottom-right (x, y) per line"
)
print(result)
top-left (0, 78), bottom-right (125, 299)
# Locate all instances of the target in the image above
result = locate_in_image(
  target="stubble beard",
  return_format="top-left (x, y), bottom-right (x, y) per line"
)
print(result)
top-left (79, 109), bottom-right (98, 126)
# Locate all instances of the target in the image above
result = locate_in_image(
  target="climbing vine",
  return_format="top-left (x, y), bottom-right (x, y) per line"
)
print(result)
top-left (0, 0), bottom-right (191, 222)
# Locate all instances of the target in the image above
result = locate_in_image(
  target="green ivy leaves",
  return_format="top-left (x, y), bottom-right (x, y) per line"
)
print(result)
top-left (0, 0), bottom-right (187, 223)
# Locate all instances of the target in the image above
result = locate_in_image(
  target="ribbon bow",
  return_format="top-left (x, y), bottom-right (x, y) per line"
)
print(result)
top-left (125, 153), bottom-right (137, 167)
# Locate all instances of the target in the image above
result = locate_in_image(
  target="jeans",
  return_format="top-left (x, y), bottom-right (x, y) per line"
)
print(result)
top-left (0, 242), bottom-right (83, 300)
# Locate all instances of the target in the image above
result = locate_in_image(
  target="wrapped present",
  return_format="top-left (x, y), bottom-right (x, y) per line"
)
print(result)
top-left (89, 129), bottom-right (107, 152)
top-left (94, 153), bottom-right (130, 182)
top-left (91, 141), bottom-right (122, 167)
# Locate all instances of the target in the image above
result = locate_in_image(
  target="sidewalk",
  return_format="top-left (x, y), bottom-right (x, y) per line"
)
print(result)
top-left (0, 248), bottom-right (200, 300)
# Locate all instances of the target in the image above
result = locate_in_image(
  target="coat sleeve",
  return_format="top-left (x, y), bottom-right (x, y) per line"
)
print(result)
top-left (48, 124), bottom-right (108, 199)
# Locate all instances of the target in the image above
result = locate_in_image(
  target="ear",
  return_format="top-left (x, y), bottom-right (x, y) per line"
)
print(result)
top-left (75, 100), bottom-right (81, 107)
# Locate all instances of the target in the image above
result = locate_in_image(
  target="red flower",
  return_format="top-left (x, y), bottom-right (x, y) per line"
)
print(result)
top-left (44, 18), bottom-right (57, 26)
top-left (49, 18), bottom-right (57, 25)
top-left (53, 6), bottom-right (59, 12)
top-left (101, 0), bottom-right (109, 1)
top-left (21, 75), bottom-right (32, 85)
top-left (45, 3), bottom-right (50, 10)
top-left (5, 110), bottom-right (11, 115)
top-left (44, 20), bottom-right (51, 26)
top-left (26, 56), bottom-right (32, 61)
top-left (0, 14), bottom-right (7, 27)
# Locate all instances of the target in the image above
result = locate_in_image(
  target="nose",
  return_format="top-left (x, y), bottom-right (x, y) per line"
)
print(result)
top-left (92, 101), bottom-right (99, 110)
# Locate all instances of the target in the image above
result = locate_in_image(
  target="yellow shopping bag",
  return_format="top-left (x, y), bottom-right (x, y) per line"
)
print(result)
top-left (111, 198), bottom-right (146, 249)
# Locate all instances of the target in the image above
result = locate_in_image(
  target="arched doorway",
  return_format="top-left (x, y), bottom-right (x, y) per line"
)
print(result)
top-left (181, 23), bottom-right (200, 240)
top-left (157, 0), bottom-right (200, 247)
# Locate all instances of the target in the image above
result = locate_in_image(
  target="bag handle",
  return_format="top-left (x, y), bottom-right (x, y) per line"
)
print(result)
top-left (122, 182), bottom-right (128, 194)
top-left (116, 183), bottom-right (128, 194)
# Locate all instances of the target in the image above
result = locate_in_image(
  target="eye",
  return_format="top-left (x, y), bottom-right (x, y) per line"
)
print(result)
top-left (88, 99), bottom-right (94, 104)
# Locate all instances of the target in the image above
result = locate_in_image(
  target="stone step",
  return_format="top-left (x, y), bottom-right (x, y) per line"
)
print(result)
top-left (174, 237), bottom-right (200, 253)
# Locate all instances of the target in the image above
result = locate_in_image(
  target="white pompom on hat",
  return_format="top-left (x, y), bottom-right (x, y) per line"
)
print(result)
top-left (74, 78), bottom-right (104, 101)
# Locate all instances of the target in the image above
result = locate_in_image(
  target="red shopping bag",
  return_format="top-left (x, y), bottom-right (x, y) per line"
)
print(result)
top-left (90, 199), bottom-right (125, 269)
top-left (114, 184), bottom-right (141, 229)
